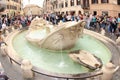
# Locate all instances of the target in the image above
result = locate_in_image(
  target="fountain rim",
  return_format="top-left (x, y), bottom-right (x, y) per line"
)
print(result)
top-left (4, 29), bottom-right (119, 79)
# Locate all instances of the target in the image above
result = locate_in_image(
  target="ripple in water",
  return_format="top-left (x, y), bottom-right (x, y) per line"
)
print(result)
top-left (58, 61), bottom-right (68, 68)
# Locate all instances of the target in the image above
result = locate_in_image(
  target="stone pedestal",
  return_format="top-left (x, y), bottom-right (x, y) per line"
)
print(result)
top-left (116, 37), bottom-right (120, 45)
top-left (21, 59), bottom-right (34, 79)
top-left (100, 28), bottom-right (105, 36)
top-left (12, 26), bottom-right (15, 31)
top-left (102, 63), bottom-right (119, 80)
top-left (0, 43), bottom-right (7, 56)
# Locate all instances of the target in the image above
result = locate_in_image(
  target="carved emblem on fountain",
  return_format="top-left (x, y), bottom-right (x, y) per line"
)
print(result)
top-left (28, 17), bottom-right (50, 30)
top-left (26, 17), bottom-right (86, 50)
top-left (69, 50), bottom-right (103, 70)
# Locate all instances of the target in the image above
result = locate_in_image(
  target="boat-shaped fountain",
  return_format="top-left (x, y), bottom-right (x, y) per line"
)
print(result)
top-left (0, 17), bottom-right (120, 80)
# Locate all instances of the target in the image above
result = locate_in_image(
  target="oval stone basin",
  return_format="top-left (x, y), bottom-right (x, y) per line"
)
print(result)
top-left (12, 30), bottom-right (111, 74)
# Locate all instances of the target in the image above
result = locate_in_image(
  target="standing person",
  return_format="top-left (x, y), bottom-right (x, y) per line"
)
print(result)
top-left (77, 11), bottom-right (83, 21)
top-left (62, 15), bottom-right (66, 22)
top-left (1, 21), bottom-right (7, 34)
top-left (20, 16), bottom-right (26, 28)
top-left (0, 17), bottom-right (2, 30)
top-left (116, 15), bottom-right (120, 38)
top-left (86, 14), bottom-right (93, 29)
top-left (117, 15), bottom-right (120, 30)
top-left (0, 31), bottom-right (3, 46)
top-left (71, 12), bottom-right (75, 21)
top-left (66, 12), bottom-right (71, 21)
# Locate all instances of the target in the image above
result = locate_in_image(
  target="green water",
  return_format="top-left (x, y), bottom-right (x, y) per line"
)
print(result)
top-left (12, 31), bottom-right (111, 74)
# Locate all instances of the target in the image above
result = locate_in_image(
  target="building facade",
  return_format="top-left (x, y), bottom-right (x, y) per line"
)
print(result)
top-left (53, 0), bottom-right (86, 15)
top-left (1, 0), bottom-right (22, 16)
top-left (23, 4), bottom-right (43, 16)
top-left (90, 0), bottom-right (120, 17)
top-left (43, 0), bottom-right (120, 16)
top-left (0, 0), bottom-right (6, 12)
top-left (43, 0), bottom-right (87, 15)
top-left (43, 0), bottom-right (53, 14)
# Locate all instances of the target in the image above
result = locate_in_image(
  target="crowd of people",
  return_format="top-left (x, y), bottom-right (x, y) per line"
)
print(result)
top-left (44, 11), bottom-right (120, 38)
top-left (0, 11), bottom-right (120, 45)
top-left (0, 15), bottom-right (33, 32)
top-left (0, 12), bottom-right (120, 45)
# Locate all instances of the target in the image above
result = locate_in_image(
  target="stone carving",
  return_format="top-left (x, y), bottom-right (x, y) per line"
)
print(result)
top-left (21, 59), bottom-right (34, 79)
top-left (100, 28), bottom-right (105, 36)
top-left (116, 37), bottom-right (120, 45)
top-left (26, 18), bottom-right (86, 50)
top-left (29, 17), bottom-right (52, 31)
top-left (102, 62), bottom-right (119, 80)
top-left (0, 43), bottom-right (7, 56)
top-left (69, 50), bottom-right (103, 70)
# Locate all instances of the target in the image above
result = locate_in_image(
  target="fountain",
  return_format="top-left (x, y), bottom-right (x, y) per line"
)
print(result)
top-left (26, 17), bottom-right (85, 50)
top-left (0, 17), bottom-right (120, 80)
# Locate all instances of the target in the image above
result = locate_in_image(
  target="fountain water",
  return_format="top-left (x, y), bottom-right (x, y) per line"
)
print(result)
top-left (3, 17), bottom-right (119, 80)
top-left (13, 18), bottom-right (111, 73)
top-left (58, 38), bottom-right (66, 68)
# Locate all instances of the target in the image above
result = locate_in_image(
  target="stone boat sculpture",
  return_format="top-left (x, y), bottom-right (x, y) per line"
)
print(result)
top-left (26, 17), bottom-right (86, 50)
top-left (69, 50), bottom-right (103, 70)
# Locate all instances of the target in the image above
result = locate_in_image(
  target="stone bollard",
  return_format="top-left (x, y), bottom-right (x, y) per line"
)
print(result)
top-left (58, 20), bottom-right (63, 25)
top-left (19, 25), bottom-right (22, 30)
top-left (100, 28), bottom-right (105, 36)
top-left (0, 43), bottom-right (7, 56)
top-left (46, 27), bottom-right (50, 34)
top-left (116, 37), bottom-right (120, 45)
top-left (5, 29), bottom-right (9, 36)
top-left (101, 62), bottom-right (119, 80)
top-left (12, 26), bottom-right (15, 31)
top-left (21, 59), bottom-right (34, 79)
top-left (1, 34), bottom-right (5, 41)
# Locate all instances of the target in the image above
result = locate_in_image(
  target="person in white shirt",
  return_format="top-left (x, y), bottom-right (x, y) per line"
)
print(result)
top-left (1, 21), bottom-right (6, 34)
top-left (66, 12), bottom-right (71, 21)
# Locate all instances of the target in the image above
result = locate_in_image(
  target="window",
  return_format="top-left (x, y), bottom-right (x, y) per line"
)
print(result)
top-left (59, 4), bottom-right (61, 8)
top-left (93, 11), bottom-right (97, 15)
top-left (118, 0), bottom-right (120, 5)
top-left (118, 13), bottom-right (120, 17)
top-left (92, 0), bottom-right (98, 4)
top-left (77, 0), bottom-right (81, 5)
top-left (10, 5), bottom-right (17, 10)
top-left (70, 0), bottom-right (74, 6)
top-left (59, 3), bottom-right (64, 8)
top-left (83, 0), bottom-right (89, 8)
top-left (61, 3), bottom-right (64, 8)
top-left (7, 5), bottom-right (9, 9)
top-left (65, 0), bottom-right (68, 7)
top-left (56, 4), bottom-right (57, 8)
top-left (12, 0), bottom-right (19, 3)
top-left (101, 0), bottom-right (109, 3)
